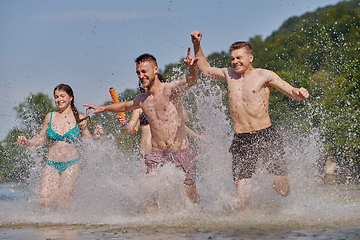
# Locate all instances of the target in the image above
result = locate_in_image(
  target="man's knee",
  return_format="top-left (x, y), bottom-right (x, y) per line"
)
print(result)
top-left (273, 175), bottom-right (290, 196)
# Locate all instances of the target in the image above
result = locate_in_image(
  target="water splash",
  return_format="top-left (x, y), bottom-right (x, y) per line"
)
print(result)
top-left (1, 80), bottom-right (360, 230)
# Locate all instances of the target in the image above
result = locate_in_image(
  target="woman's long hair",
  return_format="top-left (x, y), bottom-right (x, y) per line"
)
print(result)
top-left (54, 84), bottom-right (87, 123)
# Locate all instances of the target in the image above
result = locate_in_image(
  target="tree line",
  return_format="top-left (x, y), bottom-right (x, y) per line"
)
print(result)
top-left (0, 0), bottom-right (358, 182)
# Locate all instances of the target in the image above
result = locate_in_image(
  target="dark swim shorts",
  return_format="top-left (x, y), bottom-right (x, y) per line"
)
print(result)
top-left (145, 147), bottom-right (196, 186)
top-left (229, 125), bottom-right (287, 181)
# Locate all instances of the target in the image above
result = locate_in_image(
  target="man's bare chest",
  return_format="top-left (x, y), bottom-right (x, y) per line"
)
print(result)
top-left (227, 79), bottom-right (269, 102)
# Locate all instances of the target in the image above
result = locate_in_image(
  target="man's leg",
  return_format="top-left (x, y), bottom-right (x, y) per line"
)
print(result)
top-left (184, 183), bottom-right (200, 204)
top-left (144, 171), bottom-right (159, 214)
top-left (235, 178), bottom-right (252, 212)
top-left (273, 175), bottom-right (290, 196)
top-left (177, 148), bottom-right (199, 204)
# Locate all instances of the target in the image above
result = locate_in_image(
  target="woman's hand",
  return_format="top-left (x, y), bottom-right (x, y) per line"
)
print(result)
top-left (117, 117), bottom-right (127, 126)
top-left (93, 125), bottom-right (104, 139)
top-left (17, 136), bottom-right (30, 146)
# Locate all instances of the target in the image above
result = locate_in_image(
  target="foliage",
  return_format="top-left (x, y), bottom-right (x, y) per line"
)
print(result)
top-left (309, 61), bottom-right (360, 167)
top-left (14, 93), bottom-right (56, 132)
top-left (0, 92), bottom-right (55, 182)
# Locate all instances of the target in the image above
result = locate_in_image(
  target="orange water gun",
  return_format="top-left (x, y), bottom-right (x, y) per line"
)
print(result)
top-left (109, 87), bottom-right (126, 119)
top-left (109, 87), bottom-right (138, 134)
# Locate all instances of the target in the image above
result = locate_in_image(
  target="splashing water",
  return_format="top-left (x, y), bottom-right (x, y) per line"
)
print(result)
top-left (1, 80), bottom-right (360, 239)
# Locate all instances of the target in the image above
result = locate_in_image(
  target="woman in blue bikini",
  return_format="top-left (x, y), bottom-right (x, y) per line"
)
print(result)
top-left (17, 84), bottom-right (103, 209)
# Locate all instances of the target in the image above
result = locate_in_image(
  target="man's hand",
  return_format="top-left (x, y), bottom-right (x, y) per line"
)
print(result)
top-left (184, 47), bottom-right (199, 67)
top-left (83, 104), bottom-right (105, 114)
top-left (190, 30), bottom-right (202, 44)
top-left (292, 87), bottom-right (310, 101)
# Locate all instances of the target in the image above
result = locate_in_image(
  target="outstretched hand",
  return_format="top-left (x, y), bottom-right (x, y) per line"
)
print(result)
top-left (190, 30), bottom-right (202, 44)
top-left (83, 104), bottom-right (104, 114)
top-left (183, 47), bottom-right (199, 67)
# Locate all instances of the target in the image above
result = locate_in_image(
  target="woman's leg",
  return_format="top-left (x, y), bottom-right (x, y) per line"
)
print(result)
top-left (39, 164), bottom-right (60, 207)
top-left (58, 162), bottom-right (80, 209)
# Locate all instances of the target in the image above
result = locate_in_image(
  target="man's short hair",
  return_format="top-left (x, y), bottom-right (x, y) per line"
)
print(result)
top-left (229, 42), bottom-right (253, 55)
top-left (135, 53), bottom-right (158, 66)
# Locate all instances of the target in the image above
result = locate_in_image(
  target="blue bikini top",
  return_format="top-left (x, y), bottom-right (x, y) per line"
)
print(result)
top-left (46, 112), bottom-right (81, 143)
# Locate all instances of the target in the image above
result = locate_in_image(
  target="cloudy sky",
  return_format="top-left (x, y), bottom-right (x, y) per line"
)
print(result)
top-left (0, 0), bottom-right (342, 140)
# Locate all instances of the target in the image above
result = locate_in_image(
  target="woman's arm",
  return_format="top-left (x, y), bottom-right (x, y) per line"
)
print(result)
top-left (121, 108), bottom-right (141, 135)
top-left (17, 113), bottom-right (50, 146)
top-left (79, 113), bottom-right (103, 140)
top-left (185, 125), bottom-right (205, 140)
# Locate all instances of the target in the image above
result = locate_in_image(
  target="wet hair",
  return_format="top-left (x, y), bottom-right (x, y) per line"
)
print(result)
top-left (229, 41), bottom-right (253, 55)
top-left (135, 53), bottom-right (158, 66)
top-left (53, 84), bottom-right (88, 123)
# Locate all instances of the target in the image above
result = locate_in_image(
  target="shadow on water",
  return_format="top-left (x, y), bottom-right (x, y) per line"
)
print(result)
top-left (1, 81), bottom-right (360, 239)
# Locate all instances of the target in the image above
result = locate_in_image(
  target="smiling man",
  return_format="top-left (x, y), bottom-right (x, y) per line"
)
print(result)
top-left (190, 30), bottom-right (309, 213)
top-left (84, 49), bottom-right (200, 213)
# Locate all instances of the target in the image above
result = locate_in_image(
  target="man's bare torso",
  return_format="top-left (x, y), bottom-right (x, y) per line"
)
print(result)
top-left (224, 67), bottom-right (273, 133)
top-left (137, 83), bottom-right (189, 151)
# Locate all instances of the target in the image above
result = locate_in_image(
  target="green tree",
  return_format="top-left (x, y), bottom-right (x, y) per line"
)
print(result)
top-left (15, 92), bottom-right (56, 130)
top-left (0, 92), bottom-right (55, 182)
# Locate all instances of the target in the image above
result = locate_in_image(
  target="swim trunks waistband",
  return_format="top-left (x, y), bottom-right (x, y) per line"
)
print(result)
top-left (234, 125), bottom-right (274, 136)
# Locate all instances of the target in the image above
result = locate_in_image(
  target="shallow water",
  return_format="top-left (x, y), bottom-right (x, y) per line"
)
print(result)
top-left (2, 83), bottom-right (360, 239)
top-left (1, 224), bottom-right (360, 240)
top-left (1, 171), bottom-right (360, 239)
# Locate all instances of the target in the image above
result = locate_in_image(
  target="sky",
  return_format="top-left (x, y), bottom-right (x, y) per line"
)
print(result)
top-left (0, 0), bottom-right (343, 140)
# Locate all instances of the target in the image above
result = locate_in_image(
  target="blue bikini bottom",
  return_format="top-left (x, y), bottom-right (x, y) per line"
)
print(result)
top-left (45, 158), bottom-right (80, 174)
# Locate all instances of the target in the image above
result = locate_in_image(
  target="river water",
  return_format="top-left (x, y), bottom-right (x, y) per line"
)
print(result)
top-left (1, 179), bottom-right (360, 240)
top-left (1, 83), bottom-right (360, 239)
top-left (1, 136), bottom-right (360, 240)
top-left (1, 180), bottom-right (360, 240)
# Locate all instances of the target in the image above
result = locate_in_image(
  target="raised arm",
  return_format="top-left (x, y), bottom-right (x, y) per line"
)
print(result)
top-left (183, 47), bottom-right (198, 88)
top-left (190, 30), bottom-right (226, 81)
top-left (266, 70), bottom-right (310, 101)
top-left (170, 47), bottom-right (199, 93)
